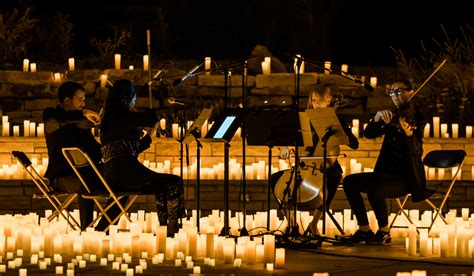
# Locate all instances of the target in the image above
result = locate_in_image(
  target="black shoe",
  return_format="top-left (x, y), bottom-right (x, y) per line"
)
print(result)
top-left (345, 229), bottom-right (374, 244)
top-left (366, 230), bottom-right (391, 245)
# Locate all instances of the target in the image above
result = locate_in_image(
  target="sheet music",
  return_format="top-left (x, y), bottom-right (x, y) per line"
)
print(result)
top-left (305, 108), bottom-right (349, 147)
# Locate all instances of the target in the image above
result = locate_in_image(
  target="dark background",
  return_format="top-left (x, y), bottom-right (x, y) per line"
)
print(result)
top-left (1, 0), bottom-right (472, 66)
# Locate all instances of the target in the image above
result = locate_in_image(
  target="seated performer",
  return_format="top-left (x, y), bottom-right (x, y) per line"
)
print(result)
top-left (99, 79), bottom-right (186, 236)
top-left (43, 81), bottom-right (101, 230)
top-left (343, 79), bottom-right (434, 245)
top-left (278, 85), bottom-right (358, 236)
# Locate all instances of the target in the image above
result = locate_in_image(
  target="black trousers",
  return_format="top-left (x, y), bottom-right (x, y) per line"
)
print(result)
top-left (342, 172), bottom-right (411, 228)
top-left (101, 156), bottom-right (186, 226)
top-left (51, 175), bottom-right (94, 231)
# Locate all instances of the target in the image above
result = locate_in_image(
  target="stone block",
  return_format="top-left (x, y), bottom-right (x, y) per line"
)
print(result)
top-left (197, 75), bottom-right (256, 87)
top-left (0, 141), bottom-right (34, 153)
top-left (255, 73), bottom-right (317, 88)
top-left (0, 71), bottom-right (54, 84)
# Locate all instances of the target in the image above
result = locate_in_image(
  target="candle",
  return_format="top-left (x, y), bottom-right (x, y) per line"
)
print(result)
top-left (68, 58), bottom-right (75, 71)
top-left (129, 65), bottom-right (134, 70)
top-left (452, 123), bottom-right (459, 138)
top-left (30, 63), bottom-right (37, 72)
top-left (23, 59), bottom-right (29, 72)
top-left (193, 266), bottom-right (201, 274)
top-left (440, 231), bottom-right (448, 257)
top-left (206, 230), bottom-right (215, 259)
top-left (54, 73), bottom-right (61, 82)
top-left (56, 266), bottom-right (64, 274)
top-left (324, 61), bottom-right (331, 74)
top-left (428, 167), bottom-right (435, 180)
top-left (341, 64), bottom-right (348, 76)
top-left (23, 120), bottom-right (30, 136)
top-left (126, 268), bottom-right (134, 276)
top-left (275, 248), bottom-right (285, 268)
top-left (245, 240), bottom-right (256, 265)
top-left (100, 74), bottom-right (107, 88)
top-left (408, 225), bottom-right (417, 256)
top-left (261, 61), bottom-right (270, 75)
top-left (423, 123), bottom-right (430, 138)
top-left (419, 230), bottom-right (429, 257)
top-left (159, 119), bottom-right (166, 133)
top-left (264, 234), bottom-right (275, 263)
top-left (172, 123), bottom-right (179, 138)
top-left (143, 55), bottom-right (149, 71)
top-left (37, 123), bottom-right (44, 137)
top-left (13, 125), bottom-right (19, 137)
top-left (466, 126), bottom-right (472, 138)
top-left (205, 57), bottom-right (211, 75)
top-left (29, 122), bottom-right (36, 136)
top-left (114, 54), bottom-right (121, 70)
top-left (266, 263), bottom-right (274, 271)
top-left (293, 55), bottom-right (304, 74)
top-left (440, 123), bottom-right (448, 138)
top-left (2, 122), bottom-right (9, 136)
top-left (19, 268), bottom-right (27, 276)
top-left (369, 77), bottom-right (377, 89)
top-left (433, 117), bottom-right (440, 138)
top-left (438, 168), bottom-right (445, 180)
top-left (352, 119), bottom-right (359, 138)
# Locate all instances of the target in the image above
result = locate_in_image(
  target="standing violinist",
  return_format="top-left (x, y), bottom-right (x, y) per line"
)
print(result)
top-left (343, 79), bottom-right (434, 245)
top-left (278, 85), bottom-right (358, 236)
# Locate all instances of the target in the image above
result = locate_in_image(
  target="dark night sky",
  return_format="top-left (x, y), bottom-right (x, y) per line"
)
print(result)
top-left (1, 0), bottom-right (472, 66)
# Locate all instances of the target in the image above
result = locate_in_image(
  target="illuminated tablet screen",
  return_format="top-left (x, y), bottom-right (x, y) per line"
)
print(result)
top-left (214, 116), bottom-right (236, 138)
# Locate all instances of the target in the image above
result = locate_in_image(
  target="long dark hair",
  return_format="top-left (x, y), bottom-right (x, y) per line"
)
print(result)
top-left (105, 79), bottom-right (137, 109)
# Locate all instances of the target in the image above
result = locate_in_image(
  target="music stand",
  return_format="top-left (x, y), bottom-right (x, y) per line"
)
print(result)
top-left (246, 108), bottom-right (311, 230)
top-left (305, 107), bottom-right (349, 236)
top-left (199, 108), bottom-right (245, 236)
top-left (181, 108), bottom-right (213, 232)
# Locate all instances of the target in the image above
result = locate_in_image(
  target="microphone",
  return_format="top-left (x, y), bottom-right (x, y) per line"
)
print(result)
top-left (168, 97), bottom-right (185, 106)
top-left (147, 70), bottom-right (164, 86)
top-left (354, 78), bottom-right (374, 92)
top-left (173, 62), bottom-right (203, 87)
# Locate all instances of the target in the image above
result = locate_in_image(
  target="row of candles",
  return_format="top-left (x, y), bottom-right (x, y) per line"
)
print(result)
top-left (351, 118), bottom-right (474, 139)
top-left (0, 210), bottom-right (289, 275)
top-left (1, 116), bottom-right (44, 137)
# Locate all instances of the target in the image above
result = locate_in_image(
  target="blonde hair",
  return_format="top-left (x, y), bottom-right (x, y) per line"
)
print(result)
top-left (307, 85), bottom-right (332, 109)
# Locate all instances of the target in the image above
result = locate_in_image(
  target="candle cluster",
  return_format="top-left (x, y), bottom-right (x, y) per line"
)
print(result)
top-left (1, 116), bottom-right (44, 137)
top-left (0, 209), bottom-right (287, 275)
top-left (425, 117), bottom-right (473, 138)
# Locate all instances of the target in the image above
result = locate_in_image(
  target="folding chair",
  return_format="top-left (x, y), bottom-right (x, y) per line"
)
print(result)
top-left (11, 151), bottom-right (81, 230)
top-left (389, 149), bottom-right (467, 233)
top-left (61, 147), bottom-right (139, 232)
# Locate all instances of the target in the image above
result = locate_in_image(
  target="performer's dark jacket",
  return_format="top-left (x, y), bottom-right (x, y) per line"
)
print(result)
top-left (43, 105), bottom-right (101, 180)
top-left (363, 103), bottom-right (432, 202)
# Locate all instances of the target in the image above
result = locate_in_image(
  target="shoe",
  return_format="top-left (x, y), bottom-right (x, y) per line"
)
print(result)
top-left (366, 230), bottom-right (391, 245)
top-left (345, 229), bottom-right (374, 244)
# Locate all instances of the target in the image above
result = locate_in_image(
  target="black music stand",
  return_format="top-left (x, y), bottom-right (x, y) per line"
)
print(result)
top-left (246, 108), bottom-right (311, 231)
top-left (199, 108), bottom-right (245, 237)
top-left (181, 108), bottom-right (213, 232)
top-left (305, 107), bottom-right (349, 236)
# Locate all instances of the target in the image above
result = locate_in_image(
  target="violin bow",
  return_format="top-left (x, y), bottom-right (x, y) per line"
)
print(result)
top-left (407, 58), bottom-right (447, 102)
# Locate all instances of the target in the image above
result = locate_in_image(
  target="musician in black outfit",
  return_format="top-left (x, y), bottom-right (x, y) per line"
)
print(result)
top-left (277, 85), bottom-right (358, 236)
top-left (343, 80), bottom-right (434, 245)
top-left (99, 79), bottom-right (185, 235)
top-left (43, 81), bottom-right (101, 230)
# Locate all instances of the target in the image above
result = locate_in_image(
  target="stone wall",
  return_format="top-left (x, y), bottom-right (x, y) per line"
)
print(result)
top-left (0, 137), bottom-right (472, 216)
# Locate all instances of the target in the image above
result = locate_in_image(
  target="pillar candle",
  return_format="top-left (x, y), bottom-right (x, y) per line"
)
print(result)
top-left (433, 117), bottom-right (440, 138)
top-left (466, 126), bottom-right (472, 138)
top-left (440, 123), bottom-right (448, 138)
top-left (275, 248), bottom-right (285, 268)
top-left (341, 64), bottom-right (348, 76)
top-left (23, 120), bottom-right (30, 137)
top-left (370, 77), bottom-right (377, 89)
top-left (423, 123), bottom-right (430, 138)
top-left (419, 230), bottom-right (429, 257)
top-left (261, 61), bottom-right (270, 75)
top-left (324, 61), bottom-right (331, 74)
top-left (54, 73), bottom-right (61, 82)
top-left (68, 58), bottom-right (75, 71)
top-left (172, 123), bottom-right (179, 138)
top-left (245, 240), bottom-right (255, 265)
top-left (129, 65), bottom-right (134, 70)
top-left (206, 230), bottom-right (215, 259)
top-left (428, 167), bottom-right (435, 180)
top-left (13, 126), bottom-right (19, 137)
top-left (2, 122), bottom-right (9, 136)
top-left (23, 59), bottom-right (29, 72)
top-left (143, 55), bottom-right (149, 71)
top-left (352, 119), bottom-right (359, 138)
top-left (114, 54), bottom-right (121, 70)
top-left (204, 57), bottom-right (211, 75)
top-left (160, 119), bottom-right (166, 132)
top-left (438, 168), bottom-right (445, 180)
top-left (30, 63), bottom-right (37, 72)
top-left (263, 234), bottom-right (275, 264)
top-left (440, 231), bottom-right (448, 257)
top-left (408, 225), bottom-right (417, 256)
top-left (100, 74), bottom-right (107, 88)
top-left (37, 123), bottom-right (44, 137)
top-left (452, 123), bottom-right (459, 138)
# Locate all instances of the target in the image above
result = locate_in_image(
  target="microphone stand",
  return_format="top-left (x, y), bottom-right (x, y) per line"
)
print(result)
top-left (240, 60), bottom-right (249, 237)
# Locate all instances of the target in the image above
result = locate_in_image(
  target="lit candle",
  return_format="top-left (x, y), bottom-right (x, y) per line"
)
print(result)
top-left (114, 54), bottom-right (121, 70)
top-left (29, 122), bottom-right (36, 136)
top-left (100, 74), bottom-right (107, 88)
top-left (172, 123), bottom-right (179, 138)
top-left (369, 77), bottom-right (377, 89)
top-left (440, 123), bottom-right (448, 138)
top-left (352, 119), bottom-right (359, 138)
top-left (13, 126), bottom-right (19, 137)
top-left (23, 120), bottom-right (30, 137)
top-left (54, 73), bottom-right (61, 82)
top-left (428, 167), bottom-right (436, 180)
top-left (129, 65), bottom-right (134, 70)
top-left (264, 234), bottom-right (275, 264)
top-left (293, 55), bottom-right (304, 74)
top-left (423, 123), bottom-right (430, 138)
top-left (23, 59), bottom-right (29, 72)
top-left (143, 55), bottom-right (149, 71)
top-left (2, 121), bottom-right (10, 136)
top-left (56, 266), bottom-right (63, 274)
top-left (261, 61), bottom-right (270, 75)
top-left (68, 58), bottom-right (75, 71)
top-left (205, 57), bottom-right (211, 75)
top-left (275, 248), bottom-right (285, 268)
top-left (419, 230), bottom-right (429, 257)
top-left (266, 263), bottom-right (274, 271)
top-left (193, 266), bottom-right (201, 274)
top-left (19, 268), bottom-right (27, 276)
top-left (440, 231), bottom-right (448, 257)
top-left (245, 240), bottom-right (256, 265)
top-left (341, 64), bottom-right (348, 76)
top-left (206, 229), bottom-right (215, 259)
top-left (433, 117), bottom-right (440, 138)
top-left (462, 208), bottom-right (469, 221)
top-left (438, 168), bottom-right (445, 180)
top-left (452, 123), bottom-right (458, 138)
top-left (30, 63), bottom-right (37, 72)
top-left (324, 61), bottom-right (331, 74)
top-left (37, 123), bottom-right (44, 137)
top-left (408, 225), bottom-right (417, 256)
top-left (466, 126), bottom-right (472, 138)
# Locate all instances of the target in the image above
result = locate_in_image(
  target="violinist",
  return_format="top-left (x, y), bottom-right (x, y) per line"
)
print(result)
top-left (279, 85), bottom-right (358, 236)
top-left (343, 79), bottom-right (434, 245)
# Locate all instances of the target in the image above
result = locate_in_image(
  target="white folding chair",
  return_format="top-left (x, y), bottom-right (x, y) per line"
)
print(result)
top-left (61, 147), bottom-right (139, 231)
top-left (12, 151), bottom-right (81, 230)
